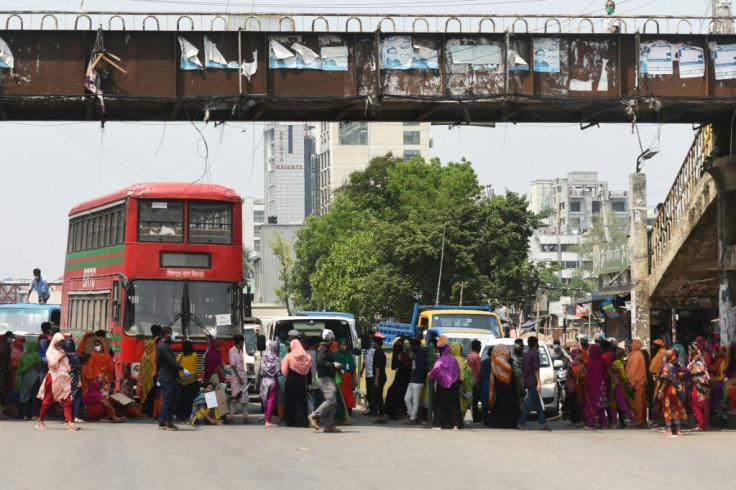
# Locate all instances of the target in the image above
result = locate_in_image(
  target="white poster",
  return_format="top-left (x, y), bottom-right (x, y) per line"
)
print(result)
top-left (381, 36), bottom-right (412, 70)
top-left (0, 36), bottom-right (14, 70)
top-left (641, 41), bottom-right (673, 75)
top-left (204, 36), bottom-right (239, 70)
top-left (292, 42), bottom-right (321, 70)
top-left (241, 50), bottom-right (258, 81)
top-left (321, 46), bottom-right (348, 71)
top-left (711, 43), bottom-right (736, 81)
top-left (269, 38), bottom-right (296, 69)
top-left (412, 45), bottom-right (438, 69)
top-left (448, 44), bottom-right (503, 65)
top-left (677, 45), bottom-right (705, 79)
top-left (178, 36), bottom-right (203, 71)
top-left (533, 38), bottom-right (560, 73)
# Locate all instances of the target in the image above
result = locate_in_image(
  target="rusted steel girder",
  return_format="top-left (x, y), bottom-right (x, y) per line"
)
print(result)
top-left (2, 30), bottom-right (736, 123)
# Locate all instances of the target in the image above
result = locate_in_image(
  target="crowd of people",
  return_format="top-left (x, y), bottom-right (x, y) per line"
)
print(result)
top-left (3, 320), bottom-right (736, 435)
top-left (557, 332), bottom-right (736, 436)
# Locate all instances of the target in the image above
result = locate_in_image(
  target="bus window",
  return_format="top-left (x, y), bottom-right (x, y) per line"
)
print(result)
top-left (189, 281), bottom-right (239, 337)
top-left (138, 201), bottom-right (184, 242)
top-left (124, 280), bottom-right (184, 337)
top-left (188, 202), bottom-right (233, 244)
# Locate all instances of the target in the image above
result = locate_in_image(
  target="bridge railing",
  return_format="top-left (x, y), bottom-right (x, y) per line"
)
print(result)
top-left (649, 125), bottom-right (715, 272)
top-left (0, 11), bottom-right (732, 34)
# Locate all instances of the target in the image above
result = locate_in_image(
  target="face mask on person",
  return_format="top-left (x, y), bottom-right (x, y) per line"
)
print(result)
top-left (94, 345), bottom-right (102, 352)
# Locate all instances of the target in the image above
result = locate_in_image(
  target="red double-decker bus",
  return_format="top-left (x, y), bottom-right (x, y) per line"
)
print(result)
top-left (61, 182), bottom-right (244, 386)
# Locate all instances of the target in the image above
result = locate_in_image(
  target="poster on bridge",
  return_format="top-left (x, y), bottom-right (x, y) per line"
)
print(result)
top-left (710, 43), bottom-right (736, 81)
top-left (640, 41), bottom-right (673, 75)
top-left (677, 45), bottom-right (705, 79)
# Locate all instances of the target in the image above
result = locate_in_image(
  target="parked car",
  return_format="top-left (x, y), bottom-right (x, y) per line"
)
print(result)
top-left (483, 338), bottom-right (558, 416)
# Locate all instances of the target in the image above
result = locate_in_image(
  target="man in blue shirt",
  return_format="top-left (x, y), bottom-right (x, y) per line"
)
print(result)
top-left (28, 268), bottom-right (50, 304)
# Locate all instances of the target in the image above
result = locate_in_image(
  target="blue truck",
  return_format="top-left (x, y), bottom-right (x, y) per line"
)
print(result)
top-left (377, 303), bottom-right (503, 344)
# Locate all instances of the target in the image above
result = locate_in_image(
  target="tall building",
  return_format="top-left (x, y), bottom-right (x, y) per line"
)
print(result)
top-left (242, 197), bottom-right (265, 255)
top-left (528, 171), bottom-right (629, 283)
top-left (263, 122), bottom-right (314, 224)
top-left (313, 122), bottom-right (431, 215)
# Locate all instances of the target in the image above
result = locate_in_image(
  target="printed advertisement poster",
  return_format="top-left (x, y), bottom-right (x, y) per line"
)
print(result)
top-left (321, 46), bottom-right (348, 71)
top-left (533, 38), bottom-right (560, 73)
top-left (640, 41), bottom-right (673, 75)
top-left (600, 299), bottom-right (620, 320)
top-left (677, 45), bottom-right (705, 79)
top-left (381, 36), bottom-right (412, 70)
top-left (711, 43), bottom-right (736, 81)
top-left (269, 38), bottom-right (296, 69)
top-left (412, 45), bottom-right (439, 69)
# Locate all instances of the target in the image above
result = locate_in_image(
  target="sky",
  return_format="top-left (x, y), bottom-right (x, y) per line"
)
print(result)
top-left (0, 0), bottom-right (722, 280)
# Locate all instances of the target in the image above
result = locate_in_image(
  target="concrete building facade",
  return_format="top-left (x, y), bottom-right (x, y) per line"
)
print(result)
top-left (313, 121), bottom-right (431, 215)
top-left (242, 197), bottom-right (265, 256)
top-left (253, 224), bottom-right (303, 305)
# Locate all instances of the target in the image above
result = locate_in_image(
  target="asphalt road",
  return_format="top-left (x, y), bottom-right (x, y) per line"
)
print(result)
top-left (2, 410), bottom-right (735, 490)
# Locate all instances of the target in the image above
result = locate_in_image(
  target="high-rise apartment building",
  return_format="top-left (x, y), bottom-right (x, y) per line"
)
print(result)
top-left (312, 122), bottom-right (431, 215)
top-left (242, 197), bottom-right (265, 255)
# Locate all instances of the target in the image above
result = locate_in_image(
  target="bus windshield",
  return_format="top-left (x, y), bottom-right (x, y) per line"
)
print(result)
top-left (124, 279), bottom-right (240, 339)
top-left (0, 307), bottom-right (51, 335)
top-left (431, 313), bottom-right (501, 337)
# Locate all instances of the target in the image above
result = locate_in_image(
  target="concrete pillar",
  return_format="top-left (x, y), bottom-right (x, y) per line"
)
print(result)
top-left (629, 173), bottom-right (650, 345)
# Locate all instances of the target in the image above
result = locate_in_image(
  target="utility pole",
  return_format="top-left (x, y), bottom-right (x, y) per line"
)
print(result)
top-left (435, 226), bottom-right (446, 305)
top-left (600, 185), bottom-right (612, 243)
top-left (713, 0), bottom-right (734, 34)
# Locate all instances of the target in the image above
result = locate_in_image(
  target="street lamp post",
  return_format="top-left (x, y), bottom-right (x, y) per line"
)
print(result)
top-left (636, 149), bottom-right (659, 173)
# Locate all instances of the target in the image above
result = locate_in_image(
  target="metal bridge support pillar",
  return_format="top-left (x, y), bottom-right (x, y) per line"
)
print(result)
top-left (630, 173), bottom-right (650, 347)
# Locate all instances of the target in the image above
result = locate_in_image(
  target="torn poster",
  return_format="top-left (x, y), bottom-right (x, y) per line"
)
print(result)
top-left (412, 45), bottom-right (438, 69)
top-left (84, 50), bottom-right (106, 114)
top-left (508, 49), bottom-right (529, 72)
top-left (640, 41), bottom-right (672, 75)
top-left (677, 45), bottom-right (705, 79)
top-left (241, 50), bottom-right (257, 81)
top-left (381, 36), bottom-right (412, 70)
top-left (178, 36), bottom-right (203, 71)
top-left (321, 46), bottom-right (348, 71)
top-left (598, 58), bottom-right (609, 91)
top-left (204, 36), bottom-right (238, 69)
top-left (0, 36), bottom-right (14, 71)
top-left (533, 38), bottom-right (560, 73)
top-left (449, 44), bottom-right (503, 65)
top-left (292, 42), bottom-right (321, 69)
top-left (269, 38), bottom-right (296, 69)
top-left (710, 43), bottom-right (736, 81)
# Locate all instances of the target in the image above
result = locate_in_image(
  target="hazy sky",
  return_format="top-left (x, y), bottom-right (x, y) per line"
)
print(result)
top-left (0, 0), bottom-right (721, 280)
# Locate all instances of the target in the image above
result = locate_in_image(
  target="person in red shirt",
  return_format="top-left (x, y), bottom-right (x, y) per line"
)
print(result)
top-left (467, 339), bottom-right (482, 423)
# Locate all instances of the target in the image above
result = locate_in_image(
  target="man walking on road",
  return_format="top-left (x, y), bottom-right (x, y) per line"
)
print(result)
top-left (308, 329), bottom-right (342, 433)
top-left (156, 326), bottom-right (191, 430)
top-left (517, 336), bottom-right (551, 431)
top-left (28, 268), bottom-right (50, 304)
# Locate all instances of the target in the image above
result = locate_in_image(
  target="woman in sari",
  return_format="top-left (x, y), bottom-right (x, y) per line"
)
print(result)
top-left (688, 342), bottom-right (711, 431)
top-left (137, 325), bottom-right (161, 410)
top-left (428, 342), bottom-right (462, 429)
top-left (64, 338), bottom-right (84, 424)
top-left (583, 344), bottom-right (608, 429)
top-left (608, 347), bottom-right (636, 428)
top-left (36, 333), bottom-right (78, 430)
top-left (484, 343), bottom-right (519, 428)
top-left (656, 349), bottom-right (689, 436)
top-left (258, 340), bottom-right (281, 427)
top-left (81, 338), bottom-right (114, 396)
top-left (228, 335), bottom-right (250, 424)
top-left (562, 347), bottom-right (584, 424)
top-left (176, 341), bottom-right (199, 422)
top-left (673, 344), bottom-right (687, 366)
top-left (649, 339), bottom-right (667, 426)
top-left (334, 338), bottom-right (357, 421)
top-left (626, 339), bottom-right (648, 427)
top-left (451, 342), bottom-right (474, 416)
top-left (83, 378), bottom-right (124, 423)
top-left (281, 339), bottom-right (312, 427)
top-left (385, 338), bottom-right (411, 420)
top-left (15, 338), bottom-right (42, 420)
top-left (204, 338), bottom-right (226, 387)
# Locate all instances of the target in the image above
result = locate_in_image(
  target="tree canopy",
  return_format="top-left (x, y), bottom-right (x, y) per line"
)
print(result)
top-left (291, 154), bottom-right (543, 326)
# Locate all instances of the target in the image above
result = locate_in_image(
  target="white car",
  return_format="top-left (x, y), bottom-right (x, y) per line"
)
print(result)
top-left (482, 338), bottom-right (559, 416)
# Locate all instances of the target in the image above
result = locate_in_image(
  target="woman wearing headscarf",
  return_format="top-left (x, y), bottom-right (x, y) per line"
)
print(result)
top-left (204, 337), bottom-right (226, 387)
top-left (688, 342), bottom-right (711, 431)
top-left (9, 336), bottom-right (24, 387)
top-left (626, 339), bottom-right (648, 428)
top-left (76, 331), bottom-right (96, 358)
top-left (64, 337), bottom-right (84, 424)
top-left (608, 347), bottom-right (636, 428)
top-left (451, 342), bottom-right (474, 416)
top-left (384, 338), bottom-right (411, 420)
top-left (333, 338), bottom-right (357, 420)
top-left (36, 333), bottom-right (78, 430)
top-left (83, 377), bottom-right (124, 423)
top-left (673, 344), bottom-right (687, 366)
top-left (228, 335), bottom-right (250, 424)
top-left (175, 341), bottom-right (199, 422)
top-left (562, 347), bottom-right (584, 425)
top-left (15, 338), bottom-right (43, 421)
top-left (656, 349), bottom-right (688, 436)
top-left (583, 344), bottom-right (608, 429)
top-left (428, 342), bottom-right (462, 429)
top-left (258, 340), bottom-right (281, 427)
top-left (484, 343), bottom-right (519, 428)
top-left (81, 337), bottom-right (114, 396)
top-left (281, 338), bottom-right (312, 427)
top-left (649, 338), bottom-right (667, 427)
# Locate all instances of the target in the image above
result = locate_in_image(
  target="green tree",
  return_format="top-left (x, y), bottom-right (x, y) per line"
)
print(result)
top-left (569, 213), bottom-right (627, 292)
top-left (270, 231), bottom-right (295, 315)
